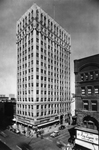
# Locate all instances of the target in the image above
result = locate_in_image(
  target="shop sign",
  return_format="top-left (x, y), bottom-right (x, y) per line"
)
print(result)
top-left (18, 117), bottom-right (31, 124)
top-left (40, 119), bottom-right (49, 123)
top-left (77, 130), bottom-right (99, 144)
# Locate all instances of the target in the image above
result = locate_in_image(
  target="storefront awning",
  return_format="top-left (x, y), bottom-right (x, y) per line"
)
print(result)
top-left (38, 119), bottom-right (59, 127)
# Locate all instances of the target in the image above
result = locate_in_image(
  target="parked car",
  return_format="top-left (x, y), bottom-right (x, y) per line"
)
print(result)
top-left (59, 125), bottom-right (65, 130)
top-left (16, 129), bottom-right (20, 134)
top-left (50, 131), bottom-right (59, 137)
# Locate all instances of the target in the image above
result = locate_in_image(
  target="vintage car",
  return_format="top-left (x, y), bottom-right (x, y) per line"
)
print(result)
top-left (50, 130), bottom-right (59, 137)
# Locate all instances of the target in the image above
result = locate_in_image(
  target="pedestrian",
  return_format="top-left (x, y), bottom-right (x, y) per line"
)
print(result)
top-left (41, 134), bottom-right (43, 139)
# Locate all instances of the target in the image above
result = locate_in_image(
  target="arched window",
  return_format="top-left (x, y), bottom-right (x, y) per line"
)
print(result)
top-left (83, 115), bottom-right (98, 130)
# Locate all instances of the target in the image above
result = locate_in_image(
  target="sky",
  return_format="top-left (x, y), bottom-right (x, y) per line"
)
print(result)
top-left (0, 0), bottom-right (99, 97)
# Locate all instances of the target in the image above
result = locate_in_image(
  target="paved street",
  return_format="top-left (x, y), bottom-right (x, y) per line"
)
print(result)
top-left (0, 124), bottom-right (72, 150)
top-left (0, 140), bottom-right (12, 150)
top-left (44, 126), bottom-right (70, 144)
top-left (0, 129), bottom-right (60, 150)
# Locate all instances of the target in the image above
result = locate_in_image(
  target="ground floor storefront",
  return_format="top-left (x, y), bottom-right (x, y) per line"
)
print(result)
top-left (12, 116), bottom-right (60, 137)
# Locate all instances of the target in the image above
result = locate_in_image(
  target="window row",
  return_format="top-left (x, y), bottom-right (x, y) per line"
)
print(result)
top-left (83, 100), bottom-right (97, 111)
top-left (81, 71), bottom-right (99, 81)
top-left (17, 106), bottom-right (70, 117)
top-left (81, 86), bottom-right (99, 95)
top-left (17, 97), bottom-right (70, 102)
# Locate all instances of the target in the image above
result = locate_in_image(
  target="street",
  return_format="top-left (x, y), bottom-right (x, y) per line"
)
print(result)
top-left (0, 140), bottom-right (11, 150)
top-left (0, 125), bottom-right (71, 150)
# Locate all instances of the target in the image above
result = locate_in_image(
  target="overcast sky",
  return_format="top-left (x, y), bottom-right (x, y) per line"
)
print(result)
top-left (0, 0), bottom-right (99, 96)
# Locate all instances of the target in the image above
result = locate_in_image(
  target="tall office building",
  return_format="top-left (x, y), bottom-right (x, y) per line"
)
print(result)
top-left (16, 4), bottom-right (71, 134)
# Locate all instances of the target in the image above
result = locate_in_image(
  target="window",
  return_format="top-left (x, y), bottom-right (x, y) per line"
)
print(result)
top-left (41, 83), bottom-right (43, 87)
top-left (37, 112), bottom-right (39, 117)
top-left (41, 55), bottom-right (43, 59)
top-left (36, 68), bottom-right (39, 72)
top-left (85, 73), bottom-right (89, 80)
top-left (81, 87), bottom-right (85, 95)
top-left (41, 105), bottom-right (43, 109)
top-left (90, 72), bottom-right (94, 80)
top-left (41, 76), bottom-right (43, 80)
top-left (36, 45), bottom-right (39, 50)
top-left (94, 86), bottom-right (99, 94)
top-left (83, 101), bottom-right (89, 110)
top-left (88, 86), bottom-right (92, 95)
top-left (41, 41), bottom-right (43, 45)
top-left (41, 98), bottom-right (43, 101)
top-left (41, 69), bottom-right (43, 73)
top-left (36, 90), bottom-right (39, 94)
top-left (95, 71), bottom-right (99, 79)
top-left (36, 83), bottom-right (39, 87)
top-left (36, 97), bottom-right (39, 102)
top-left (36, 53), bottom-right (39, 57)
top-left (41, 48), bottom-right (43, 52)
top-left (37, 105), bottom-right (39, 109)
top-left (36, 30), bottom-right (39, 36)
top-left (91, 101), bottom-right (97, 111)
top-left (36, 60), bottom-right (39, 65)
top-left (41, 112), bottom-right (43, 116)
top-left (36, 75), bottom-right (39, 79)
top-left (31, 105), bottom-right (33, 109)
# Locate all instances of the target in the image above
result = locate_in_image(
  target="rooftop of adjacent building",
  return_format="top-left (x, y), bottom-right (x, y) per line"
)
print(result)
top-left (74, 53), bottom-right (99, 62)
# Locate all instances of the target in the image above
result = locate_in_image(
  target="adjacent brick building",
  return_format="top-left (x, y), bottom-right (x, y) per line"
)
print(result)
top-left (74, 54), bottom-right (99, 150)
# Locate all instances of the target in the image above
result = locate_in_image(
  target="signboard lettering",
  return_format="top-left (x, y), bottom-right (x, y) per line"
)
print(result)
top-left (77, 130), bottom-right (98, 145)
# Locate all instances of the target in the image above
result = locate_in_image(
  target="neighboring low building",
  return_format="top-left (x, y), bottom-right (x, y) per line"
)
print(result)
top-left (74, 54), bottom-right (99, 150)
top-left (0, 95), bottom-right (16, 128)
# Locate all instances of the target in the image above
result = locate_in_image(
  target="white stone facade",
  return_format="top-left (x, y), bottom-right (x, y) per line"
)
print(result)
top-left (16, 3), bottom-right (71, 130)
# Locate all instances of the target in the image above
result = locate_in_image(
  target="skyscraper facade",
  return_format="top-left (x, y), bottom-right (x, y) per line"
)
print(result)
top-left (16, 4), bottom-right (71, 134)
